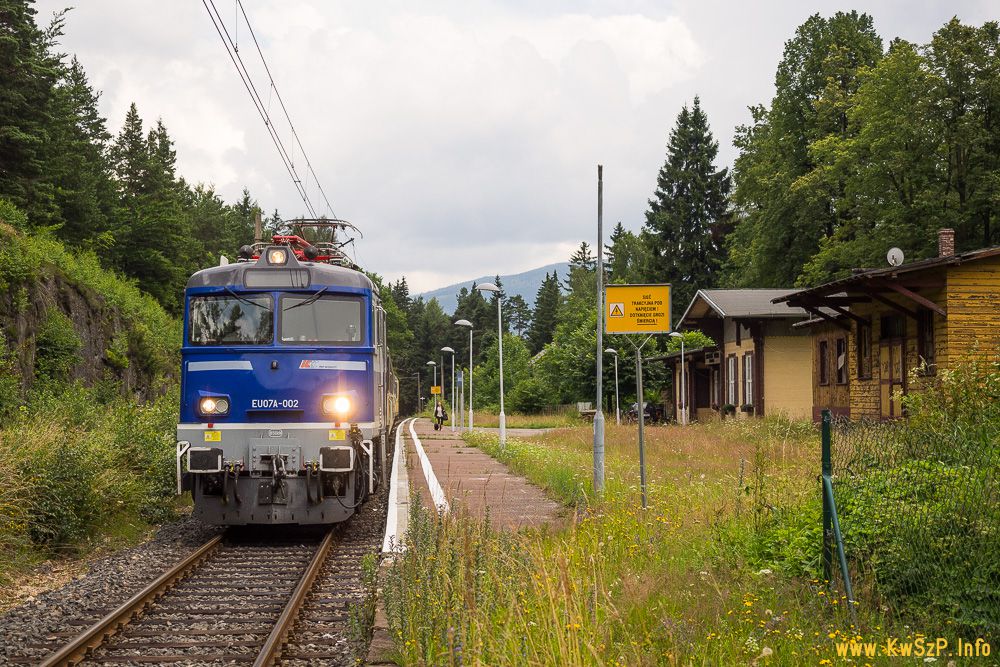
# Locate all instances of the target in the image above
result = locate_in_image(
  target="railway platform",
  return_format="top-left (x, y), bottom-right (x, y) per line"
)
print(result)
top-left (404, 418), bottom-right (563, 529)
top-left (369, 416), bottom-right (562, 665)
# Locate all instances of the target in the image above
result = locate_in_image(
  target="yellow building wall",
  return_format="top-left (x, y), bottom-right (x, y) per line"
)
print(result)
top-left (848, 284), bottom-right (948, 419)
top-left (762, 335), bottom-right (812, 420)
top-left (945, 258), bottom-right (1000, 363)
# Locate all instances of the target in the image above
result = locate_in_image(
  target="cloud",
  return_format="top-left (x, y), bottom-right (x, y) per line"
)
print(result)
top-left (35, 1), bottom-right (994, 293)
top-left (37, 1), bottom-right (705, 291)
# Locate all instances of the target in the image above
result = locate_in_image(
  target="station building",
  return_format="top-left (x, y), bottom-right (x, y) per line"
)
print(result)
top-left (657, 289), bottom-right (817, 422)
top-left (773, 230), bottom-right (1000, 420)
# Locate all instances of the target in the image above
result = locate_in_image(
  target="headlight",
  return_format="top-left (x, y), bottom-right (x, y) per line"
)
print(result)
top-left (198, 396), bottom-right (230, 416)
top-left (322, 394), bottom-right (352, 419)
top-left (268, 248), bottom-right (288, 265)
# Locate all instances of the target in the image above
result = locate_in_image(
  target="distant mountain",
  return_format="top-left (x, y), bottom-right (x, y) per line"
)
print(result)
top-left (417, 262), bottom-right (571, 314)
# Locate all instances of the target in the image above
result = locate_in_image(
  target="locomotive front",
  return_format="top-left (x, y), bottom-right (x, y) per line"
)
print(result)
top-left (176, 245), bottom-right (388, 525)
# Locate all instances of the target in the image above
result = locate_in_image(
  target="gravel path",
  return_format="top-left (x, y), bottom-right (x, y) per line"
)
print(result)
top-left (0, 516), bottom-right (222, 666)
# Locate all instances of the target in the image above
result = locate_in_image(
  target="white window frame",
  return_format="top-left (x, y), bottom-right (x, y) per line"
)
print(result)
top-left (727, 355), bottom-right (737, 405)
top-left (743, 353), bottom-right (754, 408)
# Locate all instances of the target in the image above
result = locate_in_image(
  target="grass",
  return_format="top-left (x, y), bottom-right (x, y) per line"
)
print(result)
top-left (471, 408), bottom-right (584, 429)
top-left (0, 384), bottom-right (181, 599)
top-left (383, 417), bottom-right (989, 665)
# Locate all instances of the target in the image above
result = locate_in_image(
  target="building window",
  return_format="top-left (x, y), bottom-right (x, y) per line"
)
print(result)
top-left (819, 340), bottom-right (829, 385)
top-left (743, 353), bottom-right (754, 408)
top-left (856, 320), bottom-right (872, 379)
top-left (836, 338), bottom-right (847, 385)
top-left (917, 309), bottom-right (936, 373)
top-left (880, 314), bottom-right (906, 340)
top-left (727, 355), bottom-right (737, 405)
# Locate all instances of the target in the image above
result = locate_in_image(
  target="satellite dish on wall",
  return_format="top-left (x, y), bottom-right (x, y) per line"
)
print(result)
top-left (887, 247), bottom-right (904, 267)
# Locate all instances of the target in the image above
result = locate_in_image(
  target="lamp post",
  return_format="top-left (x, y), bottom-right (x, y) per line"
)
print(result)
top-left (476, 283), bottom-right (505, 447)
top-left (426, 361), bottom-right (437, 414)
top-left (441, 346), bottom-right (455, 431)
top-left (455, 319), bottom-right (473, 431)
top-left (669, 332), bottom-right (686, 425)
top-left (604, 348), bottom-right (620, 426)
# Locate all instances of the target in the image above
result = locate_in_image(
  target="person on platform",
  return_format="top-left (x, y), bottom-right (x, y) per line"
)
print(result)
top-left (434, 400), bottom-right (446, 430)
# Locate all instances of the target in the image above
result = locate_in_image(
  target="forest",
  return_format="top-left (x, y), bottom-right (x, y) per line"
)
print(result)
top-left (1, 3), bottom-right (998, 414)
top-left (385, 13), bottom-right (1000, 413)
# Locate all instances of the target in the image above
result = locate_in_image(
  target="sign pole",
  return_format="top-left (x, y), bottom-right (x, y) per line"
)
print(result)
top-left (594, 165), bottom-right (606, 494)
top-left (636, 339), bottom-right (647, 508)
top-left (604, 283), bottom-right (670, 509)
top-left (628, 335), bottom-right (652, 509)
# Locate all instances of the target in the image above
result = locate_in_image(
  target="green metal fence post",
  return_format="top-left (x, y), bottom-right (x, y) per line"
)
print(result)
top-left (821, 409), bottom-right (832, 583)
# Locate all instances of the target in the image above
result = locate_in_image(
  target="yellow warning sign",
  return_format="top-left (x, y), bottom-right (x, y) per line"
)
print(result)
top-left (430, 385), bottom-right (442, 395)
top-left (605, 284), bottom-right (671, 334)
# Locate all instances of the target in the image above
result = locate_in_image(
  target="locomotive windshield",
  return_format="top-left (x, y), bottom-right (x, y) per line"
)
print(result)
top-left (188, 294), bottom-right (273, 345)
top-left (280, 294), bottom-right (364, 345)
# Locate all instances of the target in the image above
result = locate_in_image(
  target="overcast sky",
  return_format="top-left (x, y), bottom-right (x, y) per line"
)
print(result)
top-left (36, 0), bottom-right (995, 292)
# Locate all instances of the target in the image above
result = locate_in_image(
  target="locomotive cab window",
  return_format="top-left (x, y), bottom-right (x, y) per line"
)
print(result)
top-left (280, 294), bottom-right (365, 345)
top-left (188, 294), bottom-right (274, 345)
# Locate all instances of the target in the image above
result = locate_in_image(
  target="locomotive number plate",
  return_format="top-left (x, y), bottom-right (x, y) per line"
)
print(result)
top-left (204, 431), bottom-right (221, 442)
top-left (328, 429), bottom-right (346, 441)
top-left (251, 399), bottom-right (300, 408)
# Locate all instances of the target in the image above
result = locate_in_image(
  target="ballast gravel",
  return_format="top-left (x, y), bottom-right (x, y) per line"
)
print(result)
top-left (0, 516), bottom-right (222, 666)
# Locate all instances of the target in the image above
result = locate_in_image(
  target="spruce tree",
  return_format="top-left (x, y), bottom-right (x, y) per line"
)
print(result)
top-left (643, 96), bottom-right (731, 309)
top-left (528, 271), bottom-right (560, 354)
top-left (505, 294), bottom-right (531, 337)
top-left (0, 0), bottom-right (61, 223)
top-left (47, 56), bottom-right (117, 245)
top-left (605, 222), bottom-right (647, 284)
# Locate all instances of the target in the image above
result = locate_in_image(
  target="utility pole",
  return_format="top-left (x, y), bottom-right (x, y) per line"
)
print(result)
top-left (254, 209), bottom-right (263, 245)
top-left (594, 164), bottom-right (606, 494)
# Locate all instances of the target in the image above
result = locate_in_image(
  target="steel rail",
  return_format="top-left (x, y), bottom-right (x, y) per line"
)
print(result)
top-left (39, 534), bottom-right (224, 667)
top-left (253, 528), bottom-right (336, 666)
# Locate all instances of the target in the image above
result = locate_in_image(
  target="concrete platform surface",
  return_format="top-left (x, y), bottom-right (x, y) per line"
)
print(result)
top-left (407, 418), bottom-right (563, 530)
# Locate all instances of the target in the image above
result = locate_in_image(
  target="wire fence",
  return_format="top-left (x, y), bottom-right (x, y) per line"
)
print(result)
top-left (830, 412), bottom-right (999, 635)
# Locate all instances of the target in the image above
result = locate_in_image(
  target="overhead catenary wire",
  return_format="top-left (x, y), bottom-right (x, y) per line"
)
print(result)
top-left (201, 0), bottom-right (321, 219)
top-left (236, 0), bottom-right (339, 220)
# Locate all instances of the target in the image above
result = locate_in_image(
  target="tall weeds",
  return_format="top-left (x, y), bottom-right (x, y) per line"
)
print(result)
top-left (0, 384), bottom-right (179, 582)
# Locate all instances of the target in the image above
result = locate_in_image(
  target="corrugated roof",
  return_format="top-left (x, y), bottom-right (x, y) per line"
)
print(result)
top-left (679, 289), bottom-right (811, 326)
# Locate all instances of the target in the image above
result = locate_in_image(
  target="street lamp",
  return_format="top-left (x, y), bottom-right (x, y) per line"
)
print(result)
top-left (476, 282), bottom-right (505, 447)
top-left (441, 346), bottom-right (455, 431)
top-left (455, 319), bottom-right (473, 431)
top-left (426, 360), bottom-right (437, 415)
top-left (669, 332), bottom-right (686, 425)
top-left (604, 348), bottom-right (620, 426)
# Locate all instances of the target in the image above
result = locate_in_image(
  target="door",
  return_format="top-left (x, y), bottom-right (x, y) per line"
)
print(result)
top-left (879, 340), bottom-right (905, 418)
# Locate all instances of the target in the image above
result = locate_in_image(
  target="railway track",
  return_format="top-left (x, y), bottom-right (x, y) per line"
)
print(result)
top-left (9, 502), bottom-right (385, 666)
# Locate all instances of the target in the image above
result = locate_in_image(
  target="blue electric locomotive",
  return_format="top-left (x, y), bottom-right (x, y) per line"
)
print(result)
top-left (176, 221), bottom-right (398, 525)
